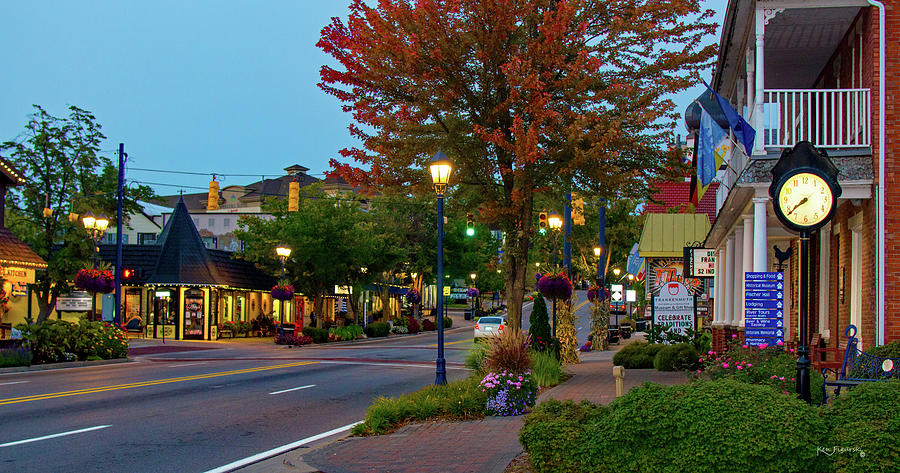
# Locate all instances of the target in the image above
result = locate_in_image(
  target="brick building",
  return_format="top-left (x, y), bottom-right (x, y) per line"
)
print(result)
top-left (701, 0), bottom-right (895, 351)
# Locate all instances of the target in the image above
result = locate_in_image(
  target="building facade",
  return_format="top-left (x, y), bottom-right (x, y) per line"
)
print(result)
top-left (702, 0), bottom-right (895, 351)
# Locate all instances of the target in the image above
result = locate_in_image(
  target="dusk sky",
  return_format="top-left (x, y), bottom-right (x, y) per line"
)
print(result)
top-left (0, 0), bottom-right (726, 197)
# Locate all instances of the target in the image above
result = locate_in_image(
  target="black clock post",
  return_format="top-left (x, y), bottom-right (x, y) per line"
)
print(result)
top-left (769, 141), bottom-right (841, 403)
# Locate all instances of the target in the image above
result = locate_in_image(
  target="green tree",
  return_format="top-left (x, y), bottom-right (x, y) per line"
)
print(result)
top-left (1, 105), bottom-right (155, 322)
top-left (529, 294), bottom-right (551, 343)
top-left (236, 186), bottom-right (405, 326)
top-left (319, 0), bottom-right (716, 330)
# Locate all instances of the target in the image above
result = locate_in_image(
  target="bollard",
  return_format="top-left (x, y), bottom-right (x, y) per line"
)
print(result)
top-left (613, 365), bottom-right (625, 398)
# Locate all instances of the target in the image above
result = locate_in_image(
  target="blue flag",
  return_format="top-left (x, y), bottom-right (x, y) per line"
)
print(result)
top-left (698, 106), bottom-right (730, 187)
top-left (706, 83), bottom-right (756, 153)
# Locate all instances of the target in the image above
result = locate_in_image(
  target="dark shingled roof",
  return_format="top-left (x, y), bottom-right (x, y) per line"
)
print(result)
top-left (739, 154), bottom-right (874, 184)
top-left (146, 197), bottom-right (222, 285)
top-left (208, 251), bottom-right (276, 290)
top-left (0, 227), bottom-right (47, 269)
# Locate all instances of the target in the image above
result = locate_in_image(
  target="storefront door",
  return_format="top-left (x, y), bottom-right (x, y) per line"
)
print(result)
top-left (184, 289), bottom-right (204, 339)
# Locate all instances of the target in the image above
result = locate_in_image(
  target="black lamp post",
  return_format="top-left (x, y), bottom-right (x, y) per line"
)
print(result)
top-left (430, 150), bottom-right (453, 385)
top-left (275, 245), bottom-right (292, 337)
top-left (548, 211), bottom-right (562, 337)
top-left (83, 212), bottom-right (109, 321)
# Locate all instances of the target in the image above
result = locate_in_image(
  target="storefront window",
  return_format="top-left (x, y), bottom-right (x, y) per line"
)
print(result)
top-left (152, 289), bottom-right (177, 325)
top-left (184, 288), bottom-right (204, 339)
top-left (123, 289), bottom-right (143, 329)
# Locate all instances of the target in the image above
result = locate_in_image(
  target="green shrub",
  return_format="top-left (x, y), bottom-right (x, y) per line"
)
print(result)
top-left (520, 400), bottom-right (608, 473)
top-left (352, 376), bottom-right (487, 436)
top-left (529, 294), bottom-right (551, 342)
top-left (302, 326), bottom-right (328, 343)
top-left (529, 350), bottom-right (564, 387)
top-left (864, 340), bottom-right (900, 358)
top-left (823, 380), bottom-right (900, 473)
top-left (465, 343), bottom-right (489, 373)
top-left (443, 316), bottom-right (453, 329)
top-left (484, 328), bottom-right (531, 374)
top-left (521, 380), bottom-right (829, 473)
top-left (654, 343), bottom-right (699, 371)
top-left (0, 347), bottom-right (32, 367)
top-left (15, 319), bottom-right (127, 363)
top-left (329, 324), bottom-right (363, 341)
top-left (612, 341), bottom-right (664, 369)
top-left (364, 321), bottom-right (390, 338)
top-left (702, 343), bottom-right (824, 404)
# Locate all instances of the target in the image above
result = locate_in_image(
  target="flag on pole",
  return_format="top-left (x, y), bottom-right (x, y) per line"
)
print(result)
top-left (698, 106), bottom-right (730, 186)
top-left (704, 82), bottom-right (756, 154)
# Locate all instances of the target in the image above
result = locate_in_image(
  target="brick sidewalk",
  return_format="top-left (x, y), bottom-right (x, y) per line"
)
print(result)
top-left (243, 338), bottom-right (689, 473)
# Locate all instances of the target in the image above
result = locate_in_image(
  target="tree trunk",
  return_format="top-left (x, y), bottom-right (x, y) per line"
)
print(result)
top-left (346, 285), bottom-right (360, 325)
top-left (503, 231), bottom-right (531, 332)
top-left (314, 294), bottom-right (325, 328)
top-left (35, 284), bottom-right (57, 323)
top-left (379, 288), bottom-right (392, 321)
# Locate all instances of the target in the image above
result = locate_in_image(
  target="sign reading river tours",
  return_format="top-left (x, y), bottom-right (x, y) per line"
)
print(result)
top-left (652, 281), bottom-right (695, 337)
top-left (744, 272), bottom-right (785, 346)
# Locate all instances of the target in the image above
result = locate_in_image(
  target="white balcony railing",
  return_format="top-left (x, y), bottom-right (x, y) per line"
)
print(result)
top-left (762, 88), bottom-right (871, 149)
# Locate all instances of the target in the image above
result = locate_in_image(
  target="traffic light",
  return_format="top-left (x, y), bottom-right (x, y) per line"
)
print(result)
top-left (466, 214), bottom-right (475, 236)
top-left (572, 196), bottom-right (585, 225)
top-left (208, 176), bottom-right (220, 211)
top-left (538, 212), bottom-right (548, 234)
top-left (288, 180), bottom-right (300, 211)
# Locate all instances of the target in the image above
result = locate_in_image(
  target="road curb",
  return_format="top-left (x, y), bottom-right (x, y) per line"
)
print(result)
top-left (0, 357), bottom-right (131, 374)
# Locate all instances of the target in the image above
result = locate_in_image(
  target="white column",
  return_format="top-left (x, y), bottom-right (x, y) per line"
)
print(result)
top-left (733, 226), bottom-right (744, 328)
top-left (753, 197), bottom-right (768, 271)
top-left (746, 46), bottom-right (755, 122)
top-left (742, 216), bottom-right (754, 328)
top-left (753, 8), bottom-right (766, 154)
top-left (714, 247), bottom-right (725, 325)
top-left (724, 233), bottom-right (736, 326)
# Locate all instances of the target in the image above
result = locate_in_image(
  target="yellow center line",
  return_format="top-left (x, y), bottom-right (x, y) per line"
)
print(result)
top-left (574, 300), bottom-right (589, 312)
top-left (0, 361), bottom-right (318, 406)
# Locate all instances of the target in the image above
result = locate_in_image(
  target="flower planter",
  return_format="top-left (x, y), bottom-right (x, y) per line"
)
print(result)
top-left (537, 273), bottom-right (572, 300)
top-left (74, 269), bottom-right (115, 294)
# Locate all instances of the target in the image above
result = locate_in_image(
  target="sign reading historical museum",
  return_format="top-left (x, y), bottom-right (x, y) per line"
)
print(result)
top-left (744, 272), bottom-right (785, 346)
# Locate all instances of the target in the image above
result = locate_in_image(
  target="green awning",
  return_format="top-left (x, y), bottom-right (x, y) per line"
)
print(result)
top-left (638, 213), bottom-right (711, 258)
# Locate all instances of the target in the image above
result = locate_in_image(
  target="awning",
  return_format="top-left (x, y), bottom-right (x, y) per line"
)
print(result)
top-left (638, 213), bottom-right (711, 258)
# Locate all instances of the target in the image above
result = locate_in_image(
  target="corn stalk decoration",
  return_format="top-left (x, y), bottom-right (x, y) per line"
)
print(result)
top-left (589, 301), bottom-right (611, 351)
top-left (557, 299), bottom-right (580, 365)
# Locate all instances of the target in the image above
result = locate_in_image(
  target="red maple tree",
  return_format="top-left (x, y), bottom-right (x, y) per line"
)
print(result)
top-left (318, 0), bottom-right (716, 330)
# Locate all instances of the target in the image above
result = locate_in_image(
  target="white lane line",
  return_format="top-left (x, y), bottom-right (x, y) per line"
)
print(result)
top-left (269, 384), bottom-right (316, 395)
top-left (202, 421), bottom-right (363, 473)
top-left (0, 425), bottom-right (111, 448)
top-left (0, 381), bottom-right (29, 386)
top-left (168, 362), bottom-right (207, 368)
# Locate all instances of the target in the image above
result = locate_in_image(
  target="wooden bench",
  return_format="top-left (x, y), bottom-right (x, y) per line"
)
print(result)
top-left (820, 325), bottom-right (900, 403)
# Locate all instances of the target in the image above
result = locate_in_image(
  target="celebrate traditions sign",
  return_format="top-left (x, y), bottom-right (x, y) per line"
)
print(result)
top-left (652, 281), bottom-right (695, 336)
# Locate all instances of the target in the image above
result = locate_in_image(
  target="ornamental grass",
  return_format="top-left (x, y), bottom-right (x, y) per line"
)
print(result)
top-left (484, 327), bottom-right (532, 374)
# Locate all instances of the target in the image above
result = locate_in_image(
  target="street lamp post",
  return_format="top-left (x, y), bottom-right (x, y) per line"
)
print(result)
top-left (275, 245), bottom-right (292, 337)
top-left (612, 267), bottom-right (622, 327)
top-left (593, 246), bottom-right (602, 284)
top-left (470, 273), bottom-right (477, 313)
top-left (547, 212), bottom-right (562, 337)
top-left (430, 150), bottom-right (453, 385)
top-left (82, 212), bottom-right (109, 321)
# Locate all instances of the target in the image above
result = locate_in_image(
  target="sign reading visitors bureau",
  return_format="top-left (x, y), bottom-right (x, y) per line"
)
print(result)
top-left (652, 281), bottom-right (695, 337)
top-left (744, 272), bottom-right (785, 346)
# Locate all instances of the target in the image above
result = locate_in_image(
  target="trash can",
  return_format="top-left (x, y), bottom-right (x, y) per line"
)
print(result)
top-left (464, 310), bottom-right (473, 320)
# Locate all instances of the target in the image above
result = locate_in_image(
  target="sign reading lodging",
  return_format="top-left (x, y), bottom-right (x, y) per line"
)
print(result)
top-left (744, 272), bottom-right (785, 346)
top-left (685, 248), bottom-right (716, 277)
top-left (652, 281), bottom-right (695, 337)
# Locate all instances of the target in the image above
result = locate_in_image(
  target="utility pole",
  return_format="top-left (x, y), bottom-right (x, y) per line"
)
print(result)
top-left (114, 143), bottom-right (125, 326)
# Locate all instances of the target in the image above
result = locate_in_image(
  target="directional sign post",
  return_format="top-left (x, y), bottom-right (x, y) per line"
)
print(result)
top-left (744, 272), bottom-right (784, 347)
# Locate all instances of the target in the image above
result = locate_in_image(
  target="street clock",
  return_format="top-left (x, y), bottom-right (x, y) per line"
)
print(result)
top-left (769, 141), bottom-right (841, 232)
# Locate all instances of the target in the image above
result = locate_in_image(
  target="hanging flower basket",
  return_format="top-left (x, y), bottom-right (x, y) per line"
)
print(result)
top-left (537, 272), bottom-right (572, 300)
top-left (74, 269), bottom-right (115, 294)
top-left (404, 289), bottom-right (421, 304)
top-left (466, 288), bottom-right (480, 298)
top-left (587, 284), bottom-right (600, 303)
top-left (271, 284), bottom-right (294, 301)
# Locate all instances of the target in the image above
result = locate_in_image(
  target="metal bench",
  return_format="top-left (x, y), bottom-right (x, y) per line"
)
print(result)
top-left (820, 325), bottom-right (900, 403)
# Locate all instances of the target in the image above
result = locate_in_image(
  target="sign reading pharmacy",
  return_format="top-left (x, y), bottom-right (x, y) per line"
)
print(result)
top-left (744, 272), bottom-right (785, 346)
top-left (652, 281), bottom-right (695, 337)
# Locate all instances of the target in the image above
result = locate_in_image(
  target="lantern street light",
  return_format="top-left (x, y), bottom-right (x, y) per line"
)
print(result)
top-left (430, 150), bottom-right (452, 385)
top-left (593, 246), bottom-right (602, 284)
top-left (275, 245), bottom-right (292, 336)
top-left (82, 212), bottom-right (110, 321)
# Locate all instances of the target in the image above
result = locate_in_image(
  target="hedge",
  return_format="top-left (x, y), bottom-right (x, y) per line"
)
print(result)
top-left (611, 341), bottom-right (664, 369)
top-left (521, 379), bottom-right (829, 473)
top-left (365, 321), bottom-right (391, 338)
top-left (653, 343), bottom-right (699, 371)
top-left (822, 380), bottom-right (900, 473)
top-left (301, 326), bottom-right (328, 343)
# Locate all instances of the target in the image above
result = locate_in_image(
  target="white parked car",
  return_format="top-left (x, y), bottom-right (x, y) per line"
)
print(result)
top-left (474, 316), bottom-right (506, 340)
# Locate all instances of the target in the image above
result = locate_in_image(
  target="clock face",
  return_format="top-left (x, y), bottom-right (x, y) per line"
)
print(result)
top-left (777, 172), bottom-right (834, 227)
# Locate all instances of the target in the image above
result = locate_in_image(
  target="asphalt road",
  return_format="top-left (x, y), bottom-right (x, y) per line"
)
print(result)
top-left (0, 293), bottom-right (600, 473)
top-left (0, 327), bottom-right (476, 473)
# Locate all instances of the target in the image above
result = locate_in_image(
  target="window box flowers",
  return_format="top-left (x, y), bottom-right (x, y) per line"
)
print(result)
top-left (270, 284), bottom-right (294, 301)
top-left (74, 269), bottom-right (115, 294)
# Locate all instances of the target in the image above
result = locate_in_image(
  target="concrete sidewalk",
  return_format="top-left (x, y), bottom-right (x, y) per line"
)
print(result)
top-left (241, 337), bottom-right (689, 473)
